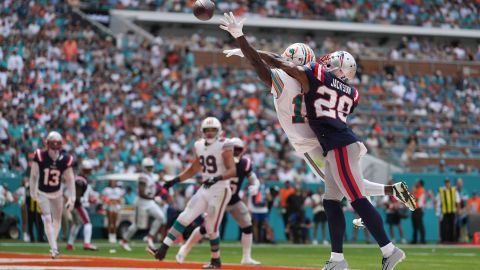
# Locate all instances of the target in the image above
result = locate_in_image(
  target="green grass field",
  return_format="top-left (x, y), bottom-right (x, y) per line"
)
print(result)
top-left (1, 240), bottom-right (479, 269)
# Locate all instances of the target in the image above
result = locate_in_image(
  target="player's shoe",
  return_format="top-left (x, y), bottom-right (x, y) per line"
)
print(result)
top-left (83, 243), bottom-right (98, 251)
top-left (66, 244), bottom-right (74, 250)
top-left (145, 236), bottom-right (156, 250)
top-left (382, 247), bottom-right (406, 270)
top-left (353, 218), bottom-right (365, 228)
top-left (176, 244), bottom-right (191, 263)
top-left (119, 239), bottom-right (132, 251)
top-left (241, 258), bottom-right (261, 265)
top-left (51, 249), bottom-right (60, 259)
top-left (322, 260), bottom-right (348, 270)
top-left (203, 258), bottom-right (221, 269)
top-left (147, 243), bottom-right (169, 261)
top-left (392, 182), bottom-right (416, 211)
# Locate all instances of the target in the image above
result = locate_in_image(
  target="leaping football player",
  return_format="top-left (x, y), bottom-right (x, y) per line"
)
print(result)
top-left (220, 12), bottom-right (408, 270)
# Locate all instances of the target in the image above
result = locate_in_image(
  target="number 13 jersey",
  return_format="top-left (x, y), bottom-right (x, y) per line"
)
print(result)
top-left (303, 62), bottom-right (360, 154)
top-left (33, 149), bottom-right (74, 194)
top-left (194, 138), bottom-right (233, 188)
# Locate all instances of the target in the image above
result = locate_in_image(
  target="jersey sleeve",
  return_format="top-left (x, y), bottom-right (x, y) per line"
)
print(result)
top-left (32, 149), bottom-right (43, 163)
top-left (138, 174), bottom-right (148, 183)
top-left (270, 68), bottom-right (285, 98)
top-left (222, 139), bottom-right (234, 152)
top-left (65, 154), bottom-right (74, 168)
top-left (350, 87), bottom-right (360, 113)
top-left (303, 62), bottom-right (325, 84)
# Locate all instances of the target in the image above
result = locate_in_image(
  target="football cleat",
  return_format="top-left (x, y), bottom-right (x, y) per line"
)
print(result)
top-left (382, 247), bottom-right (406, 270)
top-left (203, 258), bottom-right (221, 269)
top-left (147, 243), bottom-right (169, 261)
top-left (119, 239), bottom-right (132, 251)
top-left (392, 182), bottom-right (416, 211)
top-left (353, 218), bottom-right (365, 229)
top-left (241, 258), bottom-right (261, 265)
top-left (51, 249), bottom-right (60, 259)
top-left (83, 243), bottom-right (98, 251)
top-left (66, 244), bottom-right (74, 251)
top-left (322, 260), bottom-right (348, 270)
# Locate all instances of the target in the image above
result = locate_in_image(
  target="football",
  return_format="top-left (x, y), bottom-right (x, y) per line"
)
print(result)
top-left (193, 0), bottom-right (215, 21)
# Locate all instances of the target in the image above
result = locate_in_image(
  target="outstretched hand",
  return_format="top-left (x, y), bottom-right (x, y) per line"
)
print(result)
top-left (223, 48), bottom-right (244, 58)
top-left (219, 12), bottom-right (245, 39)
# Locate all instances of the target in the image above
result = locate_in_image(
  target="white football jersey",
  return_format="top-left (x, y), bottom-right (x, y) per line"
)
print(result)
top-left (138, 172), bottom-right (158, 201)
top-left (271, 68), bottom-right (320, 154)
top-left (194, 138), bottom-right (233, 188)
top-left (102, 186), bottom-right (124, 200)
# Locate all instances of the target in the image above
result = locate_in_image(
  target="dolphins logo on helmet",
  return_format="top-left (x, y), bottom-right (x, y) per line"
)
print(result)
top-left (282, 43), bottom-right (316, 66)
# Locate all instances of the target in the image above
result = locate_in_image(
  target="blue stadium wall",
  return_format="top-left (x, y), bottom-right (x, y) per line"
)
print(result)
top-left (2, 173), bottom-right (478, 242)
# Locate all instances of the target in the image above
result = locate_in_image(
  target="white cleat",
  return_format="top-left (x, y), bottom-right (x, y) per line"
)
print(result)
top-left (241, 258), bottom-right (261, 265)
top-left (50, 249), bottom-right (60, 259)
top-left (382, 247), bottom-right (406, 270)
top-left (393, 182), bottom-right (416, 211)
top-left (119, 240), bottom-right (132, 251)
top-left (353, 218), bottom-right (365, 228)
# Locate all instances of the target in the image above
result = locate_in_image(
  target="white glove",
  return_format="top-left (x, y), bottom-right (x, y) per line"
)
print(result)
top-left (223, 48), bottom-right (244, 58)
top-left (65, 198), bottom-right (74, 211)
top-left (248, 184), bottom-right (259, 195)
top-left (219, 12), bottom-right (245, 39)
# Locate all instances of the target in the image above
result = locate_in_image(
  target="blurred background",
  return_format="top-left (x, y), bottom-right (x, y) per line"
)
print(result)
top-left (0, 0), bottom-right (479, 246)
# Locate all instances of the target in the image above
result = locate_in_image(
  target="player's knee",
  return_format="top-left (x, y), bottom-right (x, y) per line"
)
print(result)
top-left (199, 225), bottom-right (207, 235)
top-left (240, 225), bottom-right (253, 234)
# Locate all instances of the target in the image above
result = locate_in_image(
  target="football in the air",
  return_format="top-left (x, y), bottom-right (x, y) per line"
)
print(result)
top-left (193, 0), bottom-right (215, 21)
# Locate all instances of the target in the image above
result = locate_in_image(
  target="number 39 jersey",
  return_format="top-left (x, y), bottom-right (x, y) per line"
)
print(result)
top-left (33, 149), bottom-right (74, 194)
top-left (194, 138), bottom-right (233, 188)
top-left (303, 62), bottom-right (360, 154)
top-left (270, 68), bottom-right (320, 154)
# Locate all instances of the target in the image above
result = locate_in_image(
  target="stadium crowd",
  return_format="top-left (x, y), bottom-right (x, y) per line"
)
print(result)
top-left (83, 0), bottom-right (480, 29)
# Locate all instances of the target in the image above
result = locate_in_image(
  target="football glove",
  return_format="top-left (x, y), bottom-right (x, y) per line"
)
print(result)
top-left (223, 48), bottom-right (244, 58)
top-left (219, 12), bottom-right (245, 39)
top-left (163, 176), bottom-right (180, 190)
top-left (203, 176), bottom-right (223, 189)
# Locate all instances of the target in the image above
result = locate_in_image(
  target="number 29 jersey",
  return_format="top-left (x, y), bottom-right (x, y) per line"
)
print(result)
top-left (33, 149), bottom-right (74, 194)
top-left (303, 62), bottom-right (360, 154)
top-left (194, 138), bottom-right (233, 188)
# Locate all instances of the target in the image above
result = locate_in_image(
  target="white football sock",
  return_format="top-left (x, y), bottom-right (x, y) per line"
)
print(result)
top-left (330, 252), bottom-right (344, 262)
top-left (363, 179), bottom-right (385, 196)
top-left (84, 223), bottom-right (92, 245)
top-left (241, 232), bottom-right (253, 260)
top-left (380, 242), bottom-right (395, 257)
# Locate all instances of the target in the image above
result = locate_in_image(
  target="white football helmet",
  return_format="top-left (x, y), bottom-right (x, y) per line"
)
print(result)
top-left (320, 50), bottom-right (357, 82)
top-left (201, 117), bottom-right (222, 144)
top-left (46, 131), bottom-right (63, 151)
top-left (230, 137), bottom-right (245, 161)
top-left (282, 43), bottom-right (316, 66)
top-left (141, 157), bottom-right (155, 171)
top-left (81, 160), bottom-right (94, 170)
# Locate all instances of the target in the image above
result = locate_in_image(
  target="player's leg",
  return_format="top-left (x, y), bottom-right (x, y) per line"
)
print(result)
top-left (76, 206), bottom-right (96, 250)
top-left (228, 201), bottom-right (260, 265)
top-left (38, 193), bottom-right (58, 257)
top-left (332, 143), bottom-right (405, 269)
top-left (146, 202), bottom-right (166, 249)
top-left (120, 205), bottom-right (140, 251)
top-left (322, 159), bottom-right (348, 268)
top-left (151, 190), bottom-right (209, 261)
top-left (176, 225), bottom-right (206, 263)
top-left (66, 209), bottom-right (82, 250)
top-left (50, 196), bottom-right (63, 241)
top-left (203, 187), bottom-right (231, 268)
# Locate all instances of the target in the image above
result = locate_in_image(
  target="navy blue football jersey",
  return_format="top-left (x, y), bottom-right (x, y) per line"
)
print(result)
top-left (303, 62), bottom-right (360, 155)
top-left (33, 149), bottom-right (74, 193)
top-left (74, 175), bottom-right (88, 207)
top-left (228, 157), bottom-right (253, 206)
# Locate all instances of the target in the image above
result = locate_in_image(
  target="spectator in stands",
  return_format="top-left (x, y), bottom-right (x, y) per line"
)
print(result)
top-left (428, 130), bottom-right (447, 147)
top-left (279, 181), bottom-right (295, 239)
top-left (436, 178), bottom-right (460, 243)
top-left (411, 180), bottom-right (426, 244)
